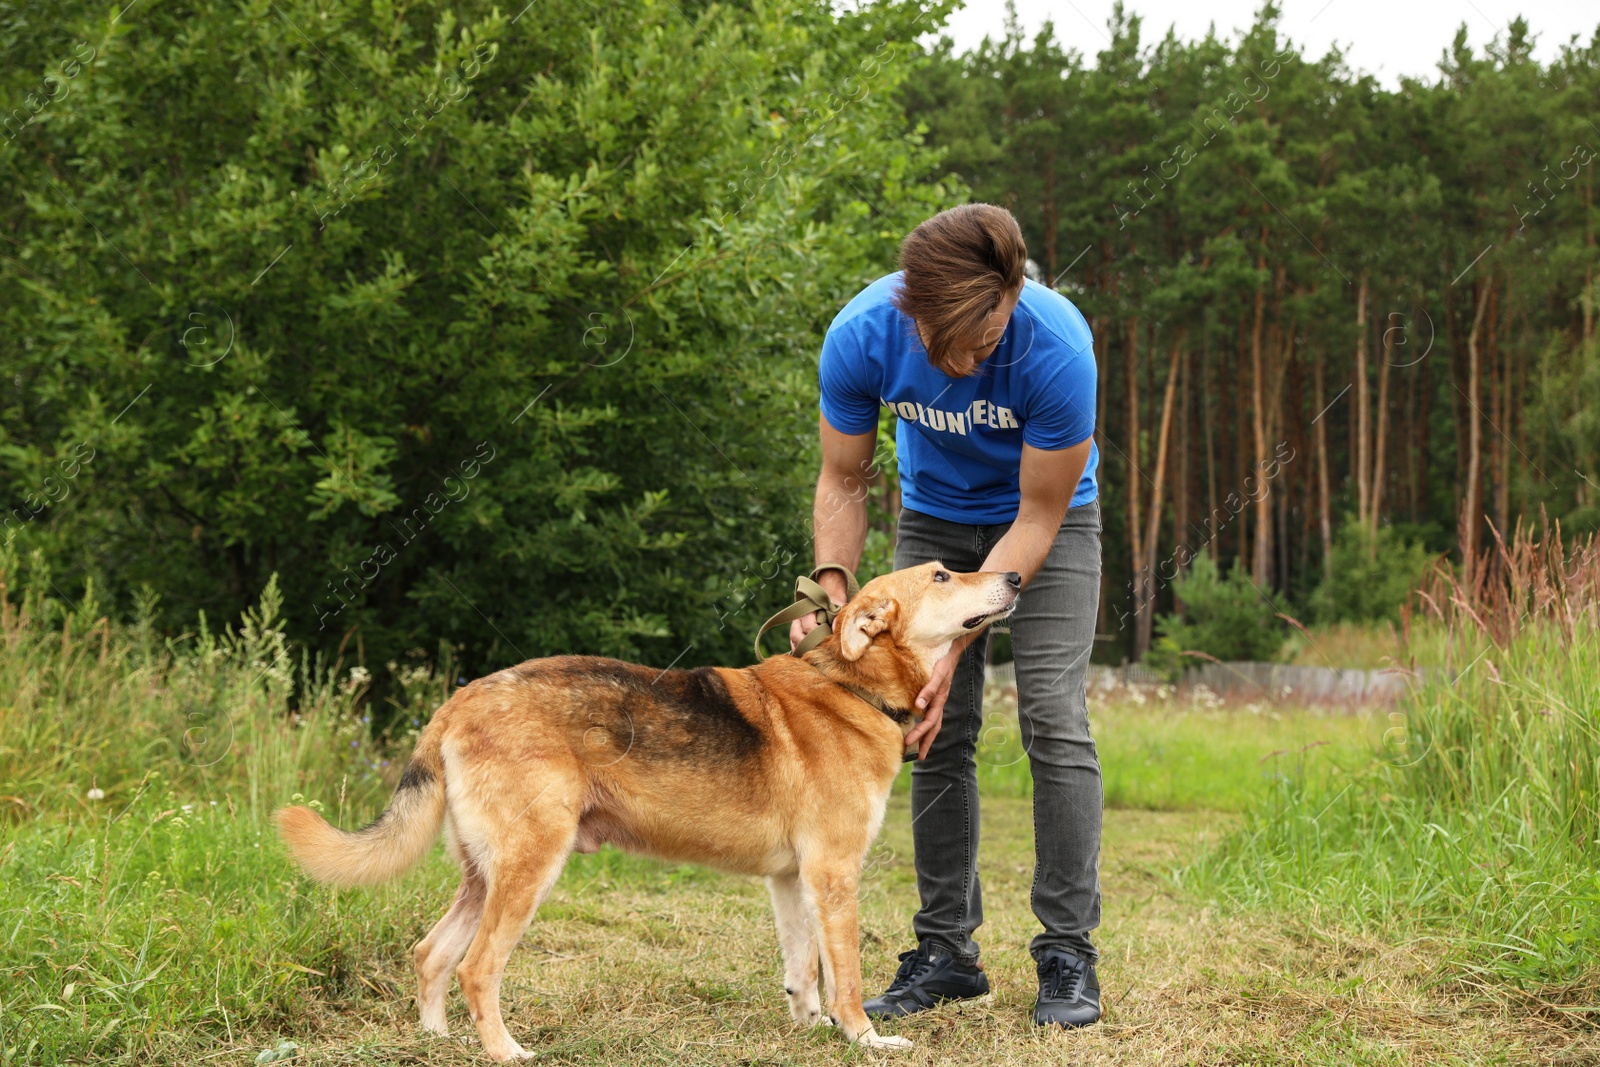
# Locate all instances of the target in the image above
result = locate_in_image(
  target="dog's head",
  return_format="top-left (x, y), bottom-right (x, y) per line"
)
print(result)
top-left (818, 562), bottom-right (1020, 710)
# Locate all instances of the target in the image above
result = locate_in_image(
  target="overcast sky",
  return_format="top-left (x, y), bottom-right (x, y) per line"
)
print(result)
top-left (932, 1), bottom-right (1598, 86)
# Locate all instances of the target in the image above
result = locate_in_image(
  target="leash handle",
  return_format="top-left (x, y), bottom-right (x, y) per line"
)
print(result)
top-left (752, 564), bottom-right (860, 661)
top-left (807, 562), bottom-right (861, 602)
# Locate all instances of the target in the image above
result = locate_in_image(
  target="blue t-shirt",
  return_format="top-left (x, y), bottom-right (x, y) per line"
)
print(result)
top-left (819, 272), bottom-right (1099, 525)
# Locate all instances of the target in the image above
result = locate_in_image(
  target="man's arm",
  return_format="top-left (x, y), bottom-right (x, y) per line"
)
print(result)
top-left (903, 437), bottom-right (1093, 757)
top-left (790, 413), bottom-right (877, 646)
top-left (979, 437), bottom-right (1093, 582)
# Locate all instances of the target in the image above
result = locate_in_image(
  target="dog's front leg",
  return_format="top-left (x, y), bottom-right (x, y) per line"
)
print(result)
top-left (767, 872), bottom-right (823, 1025)
top-left (803, 860), bottom-right (912, 1051)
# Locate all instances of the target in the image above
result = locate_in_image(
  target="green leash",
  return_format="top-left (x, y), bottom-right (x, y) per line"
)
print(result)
top-left (752, 563), bottom-right (860, 660)
top-left (753, 563), bottom-right (917, 763)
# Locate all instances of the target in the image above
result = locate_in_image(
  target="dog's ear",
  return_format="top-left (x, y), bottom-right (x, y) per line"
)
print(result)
top-left (838, 599), bottom-right (896, 661)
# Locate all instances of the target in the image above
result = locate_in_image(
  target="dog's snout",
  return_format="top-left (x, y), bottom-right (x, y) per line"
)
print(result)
top-left (1004, 571), bottom-right (1021, 590)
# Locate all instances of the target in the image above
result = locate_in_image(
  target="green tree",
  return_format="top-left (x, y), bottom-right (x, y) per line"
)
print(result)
top-left (1309, 517), bottom-right (1432, 624)
top-left (1146, 552), bottom-right (1282, 678)
top-left (1, 0), bottom-right (957, 675)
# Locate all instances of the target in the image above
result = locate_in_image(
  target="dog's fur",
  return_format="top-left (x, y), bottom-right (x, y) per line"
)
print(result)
top-left (276, 562), bottom-right (1018, 1060)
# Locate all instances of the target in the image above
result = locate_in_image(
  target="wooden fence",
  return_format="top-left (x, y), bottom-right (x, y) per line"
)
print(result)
top-left (985, 660), bottom-right (1428, 704)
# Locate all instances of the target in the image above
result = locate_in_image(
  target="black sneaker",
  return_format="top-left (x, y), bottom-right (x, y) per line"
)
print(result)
top-left (1033, 948), bottom-right (1101, 1028)
top-left (862, 944), bottom-right (990, 1018)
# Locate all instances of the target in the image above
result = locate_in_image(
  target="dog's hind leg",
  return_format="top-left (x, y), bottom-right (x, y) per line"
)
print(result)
top-left (414, 861), bottom-right (487, 1035)
top-left (767, 872), bottom-right (823, 1026)
top-left (457, 821), bottom-right (577, 1061)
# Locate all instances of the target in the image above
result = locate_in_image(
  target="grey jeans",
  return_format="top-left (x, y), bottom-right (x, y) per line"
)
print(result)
top-left (894, 500), bottom-right (1103, 963)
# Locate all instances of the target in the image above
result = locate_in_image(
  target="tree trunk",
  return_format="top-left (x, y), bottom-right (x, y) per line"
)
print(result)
top-left (1091, 255), bottom-right (1111, 642)
top-left (1415, 336), bottom-right (1431, 523)
top-left (1277, 473), bottom-right (1290, 593)
top-left (1202, 332), bottom-right (1218, 538)
top-left (1495, 285), bottom-right (1512, 537)
top-left (1460, 279), bottom-right (1492, 562)
top-left (1250, 265), bottom-right (1271, 587)
top-left (1448, 286), bottom-right (1468, 527)
top-left (1370, 307), bottom-right (1392, 546)
top-left (1176, 346), bottom-right (1190, 581)
top-left (1236, 313), bottom-right (1250, 568)
top-left (1135, 339), bottom-right (1182, 658)
top-left (1126, 316), bottom-right (1144, 655)
top-left (1404, 336), bottom-right (1418, 520)
top-left (1486, 281), bottom-right (1502, 540)
top-left (1354, 270), bottom-right (1371, 528)
top-left (1313, 346), bottom-right (1333, 574)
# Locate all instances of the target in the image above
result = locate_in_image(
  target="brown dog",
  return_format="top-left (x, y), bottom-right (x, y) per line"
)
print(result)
top-left (276, 561), bottom-right (1019, 1060)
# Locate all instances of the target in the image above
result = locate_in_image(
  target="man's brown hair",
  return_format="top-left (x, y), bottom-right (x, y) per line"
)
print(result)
top-left (893, 204), bottom-right (1027, 375)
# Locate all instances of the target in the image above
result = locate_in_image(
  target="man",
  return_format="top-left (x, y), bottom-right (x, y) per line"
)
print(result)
top-left (791, 204), bottom-right (1103, 1029)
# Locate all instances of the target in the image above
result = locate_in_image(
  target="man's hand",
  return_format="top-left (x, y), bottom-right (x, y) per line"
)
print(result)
top-left (788, 611), bottom-right (822, 649)
top-left (788, 568), bottom-right (852, 650)
top-left (904, 638), bottom-right (969, 759)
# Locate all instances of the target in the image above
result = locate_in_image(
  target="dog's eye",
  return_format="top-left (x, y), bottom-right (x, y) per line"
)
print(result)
top-left (933, 570), bottom-right (950, 583)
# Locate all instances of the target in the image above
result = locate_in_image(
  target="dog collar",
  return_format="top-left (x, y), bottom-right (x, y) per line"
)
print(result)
top-left (842, 683), bottom-right (911, 724)
top-left (835, 681), bottom-right (918, 762)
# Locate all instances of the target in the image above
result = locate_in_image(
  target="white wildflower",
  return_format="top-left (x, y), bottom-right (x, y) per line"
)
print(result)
top-left (342, 665), bottom-right (372, 694)
top-left (86, 787), bottom-right (105, 801)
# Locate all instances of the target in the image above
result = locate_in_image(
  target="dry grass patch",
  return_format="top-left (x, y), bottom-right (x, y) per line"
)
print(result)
top-left (250, 798), bottom-right (1593, 1066)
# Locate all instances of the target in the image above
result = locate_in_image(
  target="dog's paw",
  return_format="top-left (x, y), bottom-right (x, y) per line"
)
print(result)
top-left (859, 1031), bottom-right (913, 1051)
top-left (787, 988), bottom-right (824, 1026)
top-left (486, 1044), bottom-right (535, 1062)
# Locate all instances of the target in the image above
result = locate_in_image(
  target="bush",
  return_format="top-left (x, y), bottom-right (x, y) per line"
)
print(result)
top-left (0, 0), bottom-right (949, 676)
top-left (1310, 518), bottom-right (1432, 624)
top-left (1145, 553), bottom-right (1282, 678)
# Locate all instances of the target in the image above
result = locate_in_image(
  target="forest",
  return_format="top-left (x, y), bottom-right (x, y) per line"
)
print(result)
top-left (906, 4), bottom-right (1600, 657)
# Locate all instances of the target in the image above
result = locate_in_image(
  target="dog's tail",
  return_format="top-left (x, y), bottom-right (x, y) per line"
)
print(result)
top-left (275, 722), bottom-right (447, 887)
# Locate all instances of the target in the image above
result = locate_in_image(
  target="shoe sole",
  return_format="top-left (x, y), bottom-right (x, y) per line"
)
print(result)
top-left (1034, 1009), bottom-right (1102, 1030)
top-left (865, 991), bottom-right (994, 1020)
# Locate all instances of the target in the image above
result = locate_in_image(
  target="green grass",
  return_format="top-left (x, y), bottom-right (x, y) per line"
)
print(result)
top-left (2, 559), bottom-right (1588, 1064)
top-left (964, 680), bottom-right (1374, 811)
top-left (1185, 623), bottom-right (1600, 1004)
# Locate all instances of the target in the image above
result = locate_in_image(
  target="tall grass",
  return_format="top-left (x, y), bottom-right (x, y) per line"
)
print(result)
top-left (1188, 522), bottom-right (1600, 1004)
top-left (0, 550), bottom-right (457, 1065)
